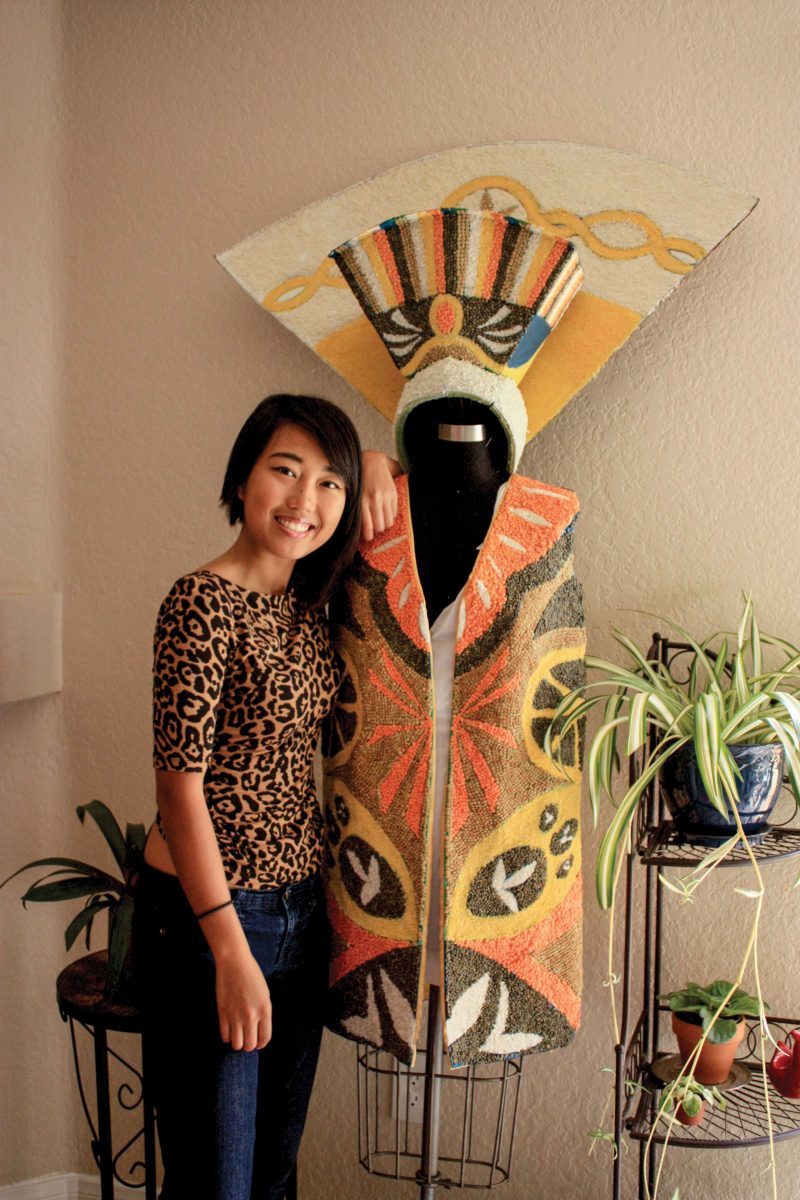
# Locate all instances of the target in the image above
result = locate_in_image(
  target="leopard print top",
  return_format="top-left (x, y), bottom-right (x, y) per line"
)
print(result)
top-left (152, 571), bottom-right (340, 888)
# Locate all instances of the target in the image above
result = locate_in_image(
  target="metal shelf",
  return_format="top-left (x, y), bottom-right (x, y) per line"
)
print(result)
top-left (638, 821), bottom-right (800, 869)
top-left (611, 633), bottom-right (800, 1199)
top-left (625, 1016), bottom-right (800, 1150)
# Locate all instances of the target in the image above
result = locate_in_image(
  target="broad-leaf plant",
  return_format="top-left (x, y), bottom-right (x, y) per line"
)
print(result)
top-left (1, 800), bottom-right (145, 999)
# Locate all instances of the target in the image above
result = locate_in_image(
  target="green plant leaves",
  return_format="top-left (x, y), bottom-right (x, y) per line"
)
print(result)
top-left (678, 1090), bottom-right (703, 1117)
top-left (22, 877), bottom-right (115, 905)
top-left (77, 801), bottom-right (127, 874)
top-left (596, 738), bottom-right (689, 909)
top-left (106, 893), bottom-right (135, 999)
top-left (1, 857), bottom-right (121, 893)
top-left (700, 1012), bottom-right (739, 1044)
top-left (661, 978), bottom-right (765, 1042)
top-left (544, 594), bottom-right (800, 917)
top-left (63, 895), bottom-right (111, 951)
top-left (2, 800), bottom-right (145, 1001)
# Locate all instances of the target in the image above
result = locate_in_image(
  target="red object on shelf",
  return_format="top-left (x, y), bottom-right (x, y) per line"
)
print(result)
top-left (768, 1030), bottom-right (800, 1099)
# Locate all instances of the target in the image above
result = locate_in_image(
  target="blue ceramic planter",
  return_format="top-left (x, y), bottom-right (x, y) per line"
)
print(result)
top-left (661, 743), bottom-right (785, 846)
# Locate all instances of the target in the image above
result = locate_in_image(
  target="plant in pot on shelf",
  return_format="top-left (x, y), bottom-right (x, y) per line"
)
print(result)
top-left (661, 979), bottom-right (764, 1085)
top-left (545, 595), bottom-right (800, 1194)
top-left (658, 1076), bottom-right (726, 1128)
top-left (0, 800), bottom-right (145, 1001)
top-left (546, 593), bottom-right (800, 913)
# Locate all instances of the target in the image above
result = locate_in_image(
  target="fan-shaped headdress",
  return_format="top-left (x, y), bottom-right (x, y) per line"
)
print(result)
top-left (216, 141), bottom-right (757, 469)
top-left (330, 209), bottom-right (582, 469)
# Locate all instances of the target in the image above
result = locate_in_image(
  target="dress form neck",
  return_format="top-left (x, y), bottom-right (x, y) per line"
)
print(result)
top-left (406, 402), bottom-right (509, 624)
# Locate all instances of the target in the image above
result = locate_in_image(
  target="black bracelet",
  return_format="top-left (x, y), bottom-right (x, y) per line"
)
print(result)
top-left (195, 898), bottom-right (234, 921)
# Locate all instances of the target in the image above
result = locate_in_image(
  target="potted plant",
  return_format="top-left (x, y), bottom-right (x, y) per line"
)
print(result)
top-left (545, 595), bottom-right (798, 1198)
top-left (660, 979), bottom-right (762, 1084)
top-left (658, 1076), bottom-right (726, 1128)
top-left (546, 594), bottom-right (800, 910)
top-left (0, 800), bottom-right (145, 1000)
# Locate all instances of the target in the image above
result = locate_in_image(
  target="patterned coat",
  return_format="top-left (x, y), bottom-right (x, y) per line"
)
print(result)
top-left (322, 475), bottom-right (584, 1066)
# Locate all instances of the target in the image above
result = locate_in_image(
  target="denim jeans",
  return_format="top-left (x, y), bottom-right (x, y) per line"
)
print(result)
top-left (134, 864), bottom-right (327, 1200)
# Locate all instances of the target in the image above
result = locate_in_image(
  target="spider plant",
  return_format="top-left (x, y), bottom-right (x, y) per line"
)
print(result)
top-left (546, 594), bottom-right (800, 909)
top-left (1, 800), bottom-right (145, 999)
top-left (547, 595), bottom-right (800, 1200)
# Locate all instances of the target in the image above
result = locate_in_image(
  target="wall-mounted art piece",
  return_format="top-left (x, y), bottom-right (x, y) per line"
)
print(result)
top-left (217, 141), bottom-right (757, 444)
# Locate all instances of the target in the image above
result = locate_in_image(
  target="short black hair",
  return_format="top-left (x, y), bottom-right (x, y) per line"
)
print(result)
top-left (220, 394), bottom-right (362, 607)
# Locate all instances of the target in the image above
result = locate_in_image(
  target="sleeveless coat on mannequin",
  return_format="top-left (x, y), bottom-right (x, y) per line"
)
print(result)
top-left (322, 405), bottom-right (585, 1065)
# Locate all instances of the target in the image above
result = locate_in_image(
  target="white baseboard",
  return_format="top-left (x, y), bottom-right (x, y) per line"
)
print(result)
top-left (0, 1174), bottom-right (143, 1199)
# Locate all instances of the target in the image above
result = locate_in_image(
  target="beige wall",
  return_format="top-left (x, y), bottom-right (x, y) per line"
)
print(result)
top-left (2, 0), bottom-right (799, 1196)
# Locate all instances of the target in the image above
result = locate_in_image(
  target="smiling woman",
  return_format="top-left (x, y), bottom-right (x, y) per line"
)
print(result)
top-left (236, 429), bottom-right (348, 565)
top-left (131, 394), bottom-right (391, 1200)
top-left (216, 394), bottom-right (364, 604)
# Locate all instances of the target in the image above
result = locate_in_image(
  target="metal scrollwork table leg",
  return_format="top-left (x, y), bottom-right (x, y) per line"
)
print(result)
top-left (57, 950), bottom-right (157, 1200)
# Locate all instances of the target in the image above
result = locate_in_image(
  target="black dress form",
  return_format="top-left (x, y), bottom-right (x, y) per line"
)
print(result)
top-left (404, 397), bottom-right (510, 624)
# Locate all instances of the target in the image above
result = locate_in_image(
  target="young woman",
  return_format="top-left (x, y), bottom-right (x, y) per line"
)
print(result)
top-left (135, 393), bottom-right (397, 1200)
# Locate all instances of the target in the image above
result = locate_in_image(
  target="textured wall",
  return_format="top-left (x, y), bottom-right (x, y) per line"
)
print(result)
top-left (2, 0), bottom-right (799, 1196)
top-left (0, 0), bottom-right (76, 1181)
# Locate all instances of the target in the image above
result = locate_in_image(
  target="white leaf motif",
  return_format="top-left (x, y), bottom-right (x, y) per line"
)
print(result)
top-left (380, 969), bottom-right (416, 1046)
top-left (491, 856), bottom-right (538, 913)
top-left (346, 848), bottom-right (381, 906)
top-left (446, 973), bottom-right (491, 1045)
top-left (342, 974), bottom-right (382, 1043)
top-left (480, 982), bottom-right (543, 1055)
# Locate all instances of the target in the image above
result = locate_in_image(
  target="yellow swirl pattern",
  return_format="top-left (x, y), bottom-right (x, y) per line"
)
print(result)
top-left (263, 256), bottom-right (348, 312)
top-left (262, 173), bottom-right (706, 314)
top-left (442, 177), bottom-right (705, 274)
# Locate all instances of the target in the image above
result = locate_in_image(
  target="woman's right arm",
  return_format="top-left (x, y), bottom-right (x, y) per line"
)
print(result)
top-left (155, 770), bottom-right (272, 1052)
top-left (151, 576), bottom-right (270, 1052)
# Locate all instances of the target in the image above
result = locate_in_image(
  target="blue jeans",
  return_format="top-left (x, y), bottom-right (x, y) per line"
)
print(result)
top-left (135, 864), bottom-right (327, 1200)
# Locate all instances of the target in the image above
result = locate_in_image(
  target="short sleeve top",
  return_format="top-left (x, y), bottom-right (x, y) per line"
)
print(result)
top-left (152, 571), bottom-right (340, 889)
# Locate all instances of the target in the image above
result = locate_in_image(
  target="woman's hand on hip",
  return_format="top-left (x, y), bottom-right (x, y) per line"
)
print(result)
top-left (214, 947), bottom-right (272, 1052)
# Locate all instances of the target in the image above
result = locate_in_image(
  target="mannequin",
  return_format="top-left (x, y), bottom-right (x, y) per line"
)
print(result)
top-left (322, 208), bottom-right (585, 1072)
top-left (405, 397), bottom-right (508, 623)
top-left (404, 397), bottom-right (508, 993)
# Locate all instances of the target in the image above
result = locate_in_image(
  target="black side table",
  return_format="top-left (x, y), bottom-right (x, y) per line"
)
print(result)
top-left (57, 951), bottom-right (157, 1200)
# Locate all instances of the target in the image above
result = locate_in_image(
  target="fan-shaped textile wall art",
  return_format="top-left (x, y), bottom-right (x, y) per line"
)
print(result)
top-left (217, 141), bottom-right (757, 445)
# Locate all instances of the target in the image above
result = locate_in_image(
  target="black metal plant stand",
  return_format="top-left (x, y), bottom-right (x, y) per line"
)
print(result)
top-left (57, 951), bottom-right (299, 1200)
top-left (356, 984), bottom-right (523, 1196)
top-left (56, 951), bottom-right (157, 1200)
top-left (611, 636), bottom-right (800, 1200)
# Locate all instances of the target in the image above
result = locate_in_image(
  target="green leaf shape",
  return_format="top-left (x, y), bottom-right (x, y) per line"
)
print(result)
top-left (22, 877), bottom-right (113, 905)
top-left (64, 896), bottom-right (112, 951)
top-left (106, 894), bottom-right (135, 999)
top-left (660, 1078), bottom-right (726, 1116)
top-left (77, 801), bottom-right (127, 874)
top-left (699, 1010), bottom-right (739, 1043)
top-left (1, 857), bottom-right (122, 893)
top-left (679, 1090), bottom-right (703, 1118)
top-left (596, 737), bottom-right (689, 908)
top-left (661, 979), bottom-right (766, 1033)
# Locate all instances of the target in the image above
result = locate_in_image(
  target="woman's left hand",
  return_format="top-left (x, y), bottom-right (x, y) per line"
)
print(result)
top-left (361, 450), bottom-right (401, 541)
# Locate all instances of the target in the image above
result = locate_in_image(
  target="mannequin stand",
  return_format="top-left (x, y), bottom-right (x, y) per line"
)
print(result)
top-left (355, 986), bottom-right (522, 1193)
top-left (417, 986), bottom-right (446, 1198)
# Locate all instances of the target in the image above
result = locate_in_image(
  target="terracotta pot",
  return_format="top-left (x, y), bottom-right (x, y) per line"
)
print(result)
top-left (672, 1012), bottom-right (746, 1084)
top-left (676, 1099), bottom-right (706, 1127)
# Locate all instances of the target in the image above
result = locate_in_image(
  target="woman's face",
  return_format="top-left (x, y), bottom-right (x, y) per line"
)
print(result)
top-left (237, 423), bottom-right (347, 574)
